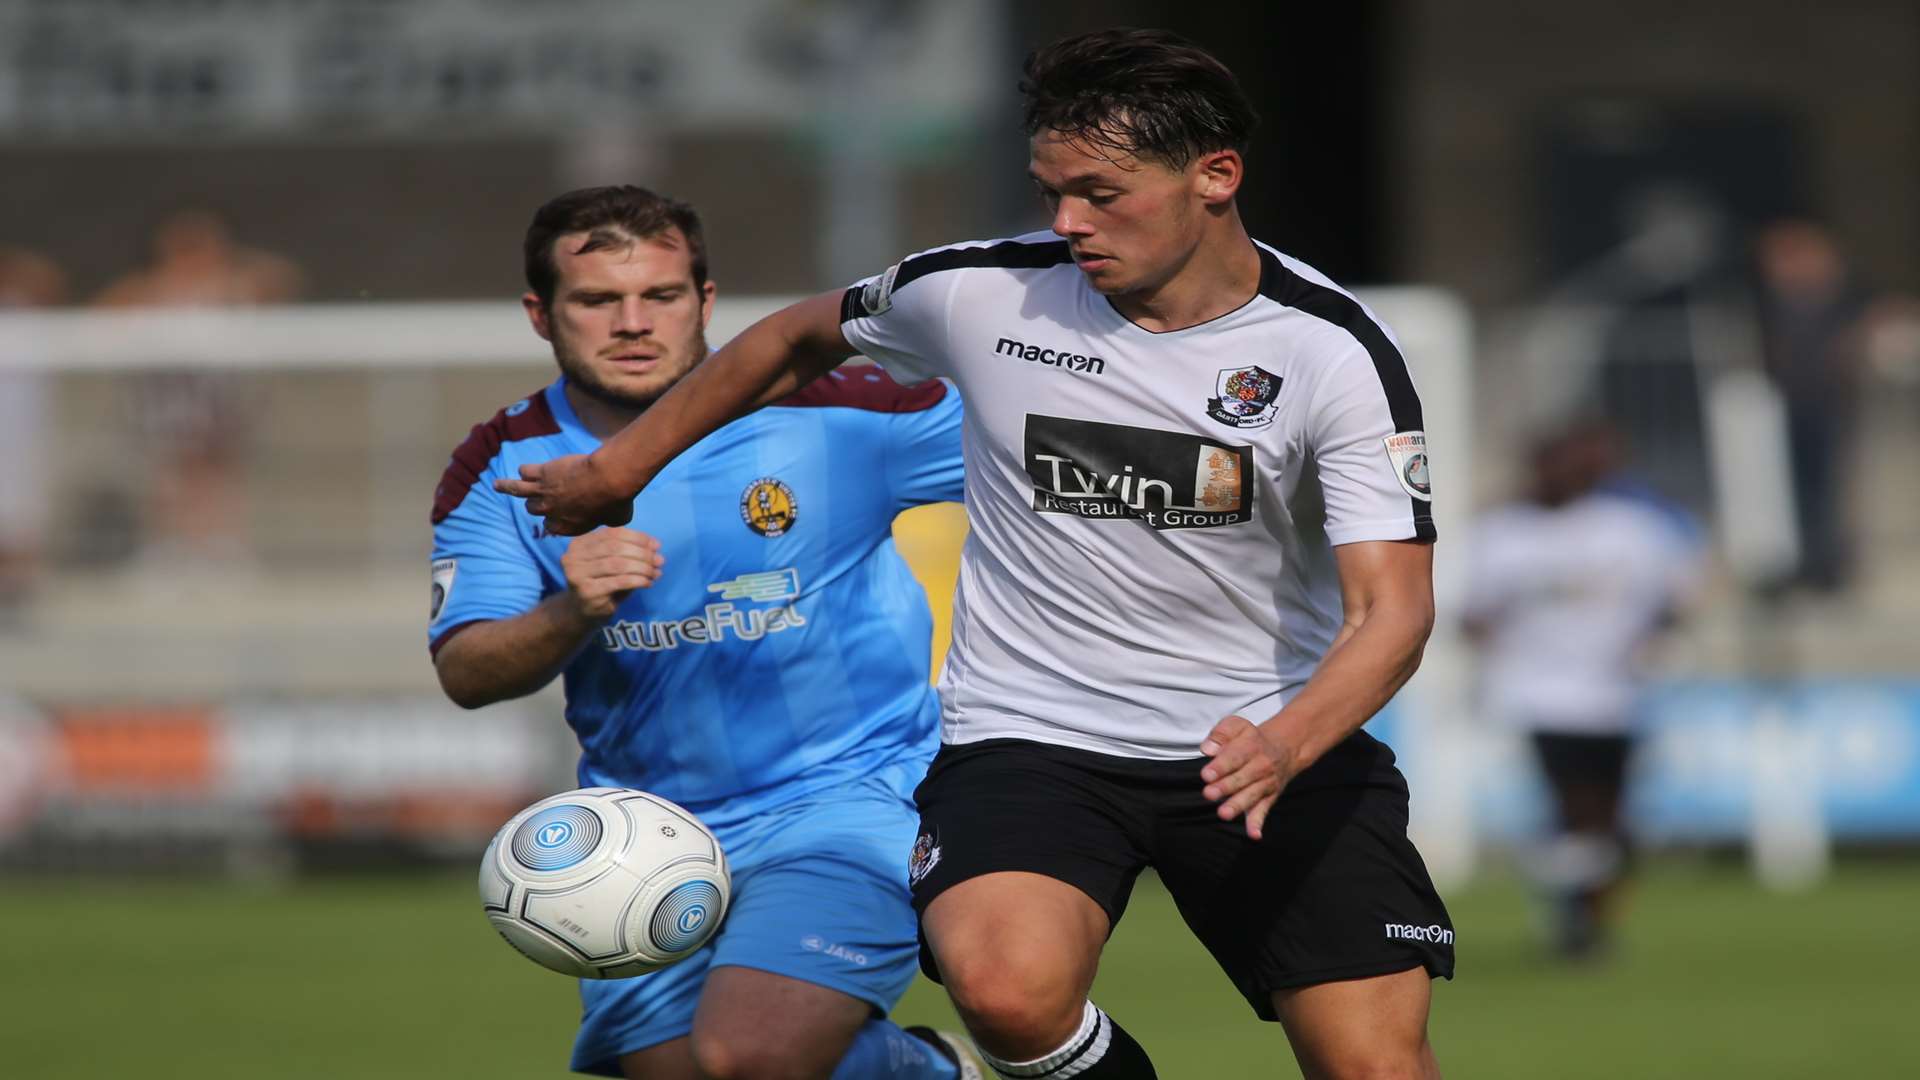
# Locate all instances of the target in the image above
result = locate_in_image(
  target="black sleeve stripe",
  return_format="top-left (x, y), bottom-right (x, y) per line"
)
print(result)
top-left (1257, 247), bottom-right (1425, 432)
top-left (839, 285), bottom-right (865, 324)
top-left (1257, 246), bottom-right (1436, 541)
top-left (893, 238), bottom-right (1073, 294)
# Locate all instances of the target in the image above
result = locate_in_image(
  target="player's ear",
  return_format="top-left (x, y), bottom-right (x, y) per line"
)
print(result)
top-left (1194, 149), bottom-right (1244, 207)
top-left (522, 291), bottom-right (553, 342)
top-left (698, 280), bottom-right (717, 331)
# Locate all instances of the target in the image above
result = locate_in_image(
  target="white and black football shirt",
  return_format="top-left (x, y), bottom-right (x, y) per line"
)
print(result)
top-left (841, 231), bottom-right (1435, 759)
top-left (1463, 492), bottom-right (1697, 735)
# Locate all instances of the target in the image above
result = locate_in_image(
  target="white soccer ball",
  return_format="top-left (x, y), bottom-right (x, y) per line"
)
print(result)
top-left (479, 787), bottom-right (731, 979)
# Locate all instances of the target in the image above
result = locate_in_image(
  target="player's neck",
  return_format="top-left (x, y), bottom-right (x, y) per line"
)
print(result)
top-left (564, 382), bottom-right (644, 442)
top-left (1108, 219), bottom-right (1261, 333)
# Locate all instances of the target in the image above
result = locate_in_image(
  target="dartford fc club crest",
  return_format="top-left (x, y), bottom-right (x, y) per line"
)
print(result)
top-left (740, 477), bottom-right (798, 537)
top-left (1207, 365), bottom-right (1283, 429)
top-left (907, 829), bottom-right (942, 886)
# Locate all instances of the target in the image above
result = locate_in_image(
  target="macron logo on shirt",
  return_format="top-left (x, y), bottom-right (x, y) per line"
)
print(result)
top-left (995, 335), bottom-right (1106, 375)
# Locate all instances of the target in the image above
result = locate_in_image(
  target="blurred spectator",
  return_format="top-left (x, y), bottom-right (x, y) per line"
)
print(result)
top-left (1751, 219), bottom-right (1872, 593)
top-left (1462, 419), bottom-right (1701, 961)
top-left (0, 247), bottom-right (66, 622)
top-left (93, 211), bottom-right (304, 567)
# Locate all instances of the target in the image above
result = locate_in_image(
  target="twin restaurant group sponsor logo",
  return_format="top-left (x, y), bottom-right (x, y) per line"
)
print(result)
top-left (1023, 415), bottom-right (1254, 531)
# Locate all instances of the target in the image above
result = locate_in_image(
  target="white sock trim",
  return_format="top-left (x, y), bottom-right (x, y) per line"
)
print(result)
top-left (981, 1001), bottom-right (1113, 1079)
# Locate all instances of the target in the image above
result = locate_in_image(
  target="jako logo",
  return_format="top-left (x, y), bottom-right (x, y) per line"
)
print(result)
top-left (798, 935), bottom-right (869, 965)
top-left (996, 336), bottom-right (1105, 374)
top-left (536, 823), bottom-right (572, 848)
top-left (1384, 923), bottom-right (1454, 945)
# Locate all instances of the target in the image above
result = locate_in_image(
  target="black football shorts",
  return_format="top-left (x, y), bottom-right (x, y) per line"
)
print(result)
top-left (906, 735), bottom-right (1455, 1019)
top-left (1531, 730), bottom-right (1634, 791)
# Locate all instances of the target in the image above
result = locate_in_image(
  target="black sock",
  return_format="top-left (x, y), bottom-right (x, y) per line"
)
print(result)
top-left (978, 1001), bottom-right (1156, 1079)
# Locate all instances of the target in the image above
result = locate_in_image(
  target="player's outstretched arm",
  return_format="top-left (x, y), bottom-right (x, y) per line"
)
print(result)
top-left (434, 527), bottom-right (665, 708)
top-left (1201, 539), bottom-right (1435, 838)
top-left (494, 290), bottom-right (857, 535)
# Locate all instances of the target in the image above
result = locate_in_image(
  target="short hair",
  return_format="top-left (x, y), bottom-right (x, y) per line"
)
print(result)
top-left (1019, 28), bottom-right (1258, 170)
top-left (523, 185), bottom-right (708, 308)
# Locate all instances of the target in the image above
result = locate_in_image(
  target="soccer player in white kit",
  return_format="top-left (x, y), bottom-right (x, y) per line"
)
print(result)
top-left (500, 28), bottom-right (1452, 1079)
top-left (1464, 420), bottom-right (1698, 961)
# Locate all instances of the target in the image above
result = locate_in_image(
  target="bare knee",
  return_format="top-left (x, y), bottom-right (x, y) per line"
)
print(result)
top-left (1277, 968), bottom-right (1440, 1080)
top-left (1301, 1038), bottom-right (1440, 1080)
top-left (688, 1030), bottom-right (811, 1080)
top-left (685, 966), bottom-right (869, 1079)
top-left (924, 873), bottom-right (1108, 1060)
top-left (938, 950), bottom-right (1086, 1059)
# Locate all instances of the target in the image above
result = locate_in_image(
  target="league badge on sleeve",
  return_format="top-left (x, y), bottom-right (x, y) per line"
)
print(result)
top-left (855, 261), bottom-right (901, 318)
top-left (1206, 365), bottom-right (1283, 430)
top-left (1382, 431), bottom-right (1433, 501)
top-left (430, 558), bottom-right (457, 620)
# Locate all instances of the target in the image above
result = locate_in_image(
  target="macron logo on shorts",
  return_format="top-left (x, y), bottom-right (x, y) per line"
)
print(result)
top-left (1385, 922), bottom-right (1453, 945)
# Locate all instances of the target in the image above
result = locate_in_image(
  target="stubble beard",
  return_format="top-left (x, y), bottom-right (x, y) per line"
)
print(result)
top-left (553, 328), bottom-right (708, 413)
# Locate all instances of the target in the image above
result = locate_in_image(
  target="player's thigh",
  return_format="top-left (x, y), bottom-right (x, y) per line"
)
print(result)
top-left (1154, 778), bottom-right (1454, 1021)
top-left (908, 740), bottom-right (1153, 937)
top-left (921, 869), bottom-right (1110, 1015)
top-left (618, 1036), bottom-right (699, 1080)
top-left (909, 739), bottom-right (1152, 1009)
top-left (687, 965), bottom-right (874, 1079)
top-left (595, 778), bottom-right (920, 1077)
top-left (575, 948), bottom-right (714, 1076)
top-left (1271, 967), bottom-right (1440, 1080)
top-left (704, 778), bottom-right (926, 1018)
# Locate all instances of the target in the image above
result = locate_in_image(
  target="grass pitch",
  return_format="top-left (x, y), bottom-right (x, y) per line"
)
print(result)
top-left (2, 859), bottom-right (1912, 1078)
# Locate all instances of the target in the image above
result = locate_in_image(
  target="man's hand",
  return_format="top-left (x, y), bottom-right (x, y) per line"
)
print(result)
top-left (559, 527), bottom-right (665, 622)
top-left (1200, 715), bottom-right (1304, 841)
top-left (494, 453), bottom-right (635, 536)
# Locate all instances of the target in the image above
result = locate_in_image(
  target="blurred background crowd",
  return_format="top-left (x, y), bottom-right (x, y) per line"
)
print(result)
top-left (2, 1), bottom-right (1917, 1076)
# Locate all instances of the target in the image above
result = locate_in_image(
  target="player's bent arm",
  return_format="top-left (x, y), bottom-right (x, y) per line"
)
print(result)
top-left (594, 290), bottom-right (857, 493)
top-left (1202, 539), bottom-right (1434, 836)
top-left (432, 596), bottom-right (602, 709)
top-left (1269, 539), bottom-right (1435, 765)
top-left (434, 526), bottom-right (664, 707)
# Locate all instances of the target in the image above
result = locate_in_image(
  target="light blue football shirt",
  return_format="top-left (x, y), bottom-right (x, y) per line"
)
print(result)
top-left (429, 367), bottom-right (964, 829)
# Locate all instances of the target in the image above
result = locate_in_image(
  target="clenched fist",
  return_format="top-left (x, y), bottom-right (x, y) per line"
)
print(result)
top-left (560, 527), bottom-right (665, 623)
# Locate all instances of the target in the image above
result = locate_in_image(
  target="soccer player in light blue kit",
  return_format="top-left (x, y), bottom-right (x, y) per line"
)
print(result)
top-left (429, 186), bottom-right (980, 1079)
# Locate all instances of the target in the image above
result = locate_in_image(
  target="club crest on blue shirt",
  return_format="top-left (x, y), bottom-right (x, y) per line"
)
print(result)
top-left (1206, 365), bottom-right (1283, 429)
top-left (740, 477), bottom-right (799, 537)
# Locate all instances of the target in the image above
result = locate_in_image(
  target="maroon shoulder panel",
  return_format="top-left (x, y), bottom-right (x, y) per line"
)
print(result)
top-left (771, 365), bottom-right (949, 414)
top-left (430, 390), bottom-right (562, 525)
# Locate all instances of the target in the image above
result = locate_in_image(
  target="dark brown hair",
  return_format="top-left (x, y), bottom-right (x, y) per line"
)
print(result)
top-left (523, 185), bottom-right (708, 307)
top-left (1019, 28), bottom-right (1258, 170)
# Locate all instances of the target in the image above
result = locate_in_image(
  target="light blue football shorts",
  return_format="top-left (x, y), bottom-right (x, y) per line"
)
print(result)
top-left (570, 770), bottom-right (924, 1075)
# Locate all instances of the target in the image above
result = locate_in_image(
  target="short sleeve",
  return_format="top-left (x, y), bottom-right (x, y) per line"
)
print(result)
top-left (428, 477), bottom-right (545, 656)
top-left (838, 252), bottom-right (958, 385)
top-left (887, 380), bottom-right (966, 509)
top-left (1308, 342), bottom-right (1438, 546)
